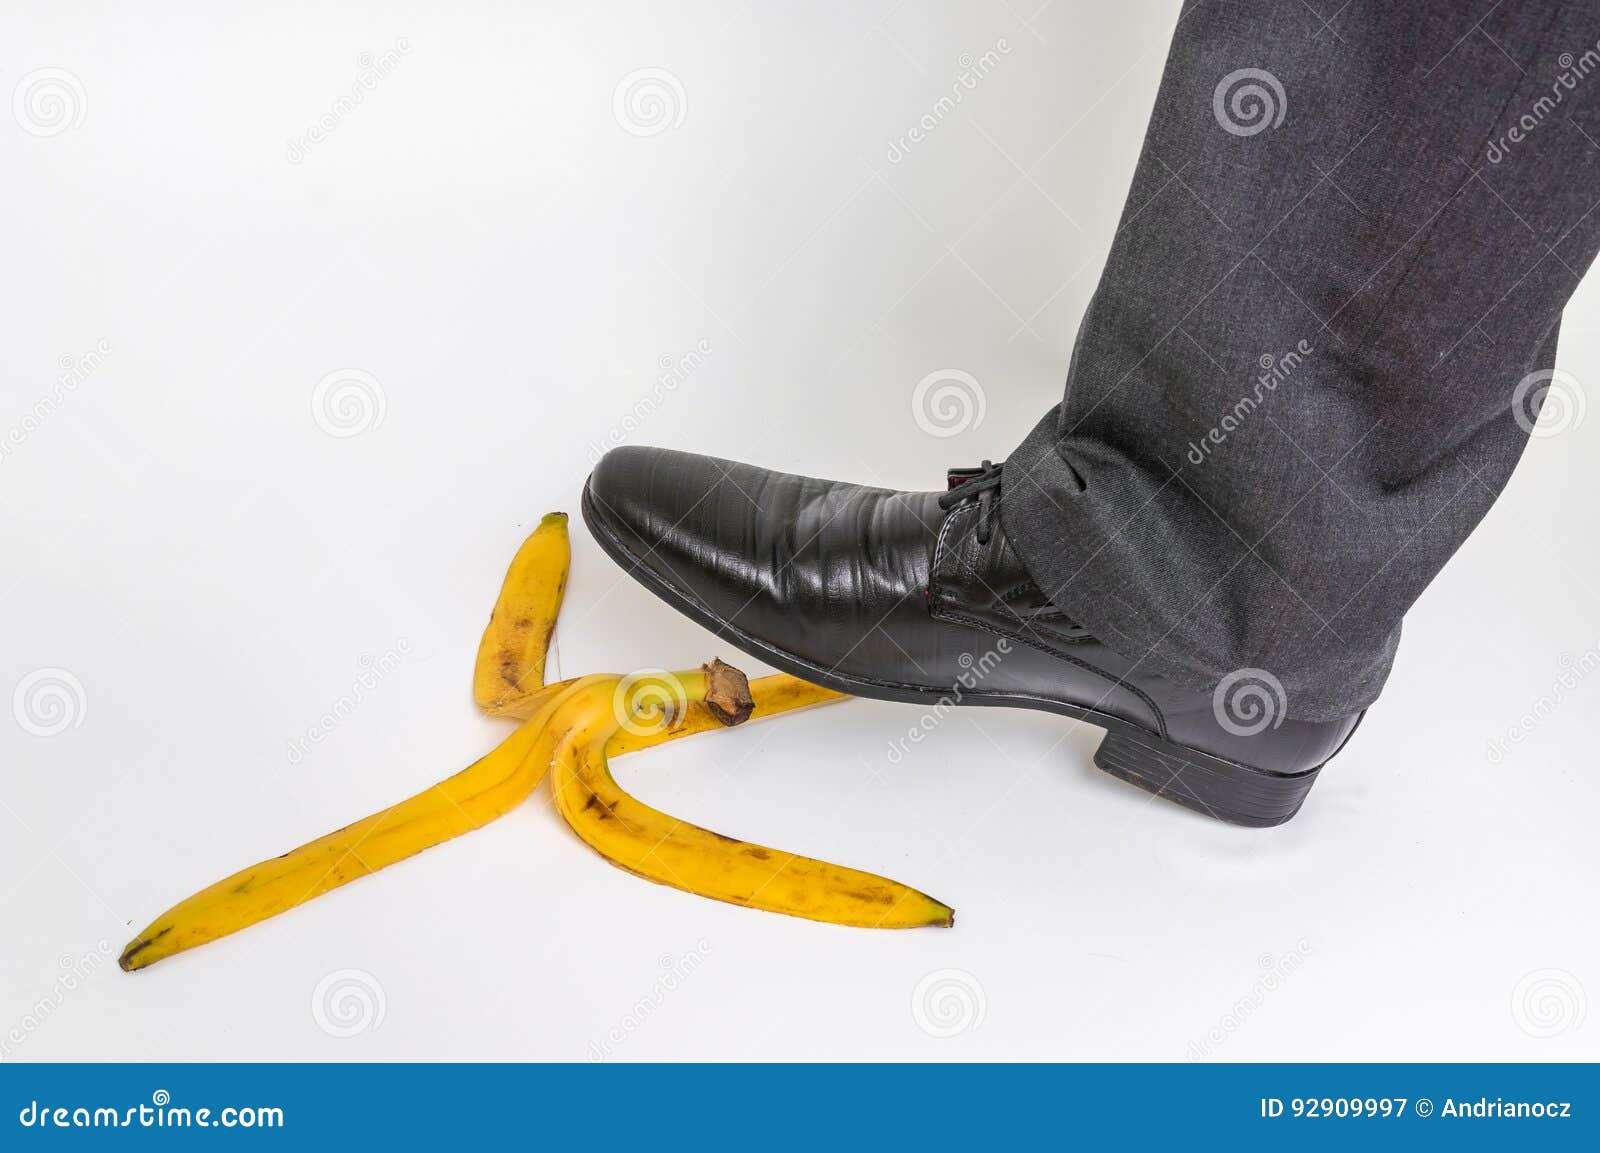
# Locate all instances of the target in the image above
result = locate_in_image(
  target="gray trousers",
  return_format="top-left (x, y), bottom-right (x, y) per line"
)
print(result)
top-left (1003, 0), bottom-right (1600, 721)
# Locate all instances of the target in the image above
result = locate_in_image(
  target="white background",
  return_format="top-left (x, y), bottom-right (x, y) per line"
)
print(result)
top-left (3, 1), bottom-right (1596, 1061)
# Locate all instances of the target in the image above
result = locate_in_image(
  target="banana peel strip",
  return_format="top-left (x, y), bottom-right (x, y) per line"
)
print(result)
top-left (549, 672), bottom-right (953, 931)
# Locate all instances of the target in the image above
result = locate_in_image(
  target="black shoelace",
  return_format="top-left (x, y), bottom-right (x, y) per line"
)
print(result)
top-left (938, 459), bottom-right (1003, 544)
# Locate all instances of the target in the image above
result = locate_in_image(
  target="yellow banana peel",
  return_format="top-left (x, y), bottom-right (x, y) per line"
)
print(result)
top-left (473, 512), bottom-right (569, 717)
top-left (549, 669), bottom-right (953, 930)
top-left (119, 667), bottom-right (851, 970)
top-left (120, 508), bottom-right (911, 973)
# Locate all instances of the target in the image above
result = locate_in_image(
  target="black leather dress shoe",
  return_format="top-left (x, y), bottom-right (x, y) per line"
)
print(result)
top-left (582, 447), bottom-right (1362, 827)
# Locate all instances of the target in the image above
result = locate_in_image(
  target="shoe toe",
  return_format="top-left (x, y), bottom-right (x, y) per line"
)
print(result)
top-left (584, 445), bottom-right (944, 677)
top-left (585, 445), bottom-right (710, 554)
top-left (583, 445), bottom-right (763, 621)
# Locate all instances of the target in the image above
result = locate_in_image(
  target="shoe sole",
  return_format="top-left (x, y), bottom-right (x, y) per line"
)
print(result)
top-left (581, 483), bottom-right (1328, 827)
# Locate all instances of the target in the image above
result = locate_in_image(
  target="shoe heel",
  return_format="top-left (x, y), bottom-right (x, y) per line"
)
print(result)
top-left (1093, 729), bottom-right (1320, 827)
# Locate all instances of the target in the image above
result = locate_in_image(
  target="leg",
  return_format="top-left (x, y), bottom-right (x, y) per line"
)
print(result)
top-left (583, 1), bottom-right (1600, 824)
top-left (1006, 0), bottom-right (1600, 721)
